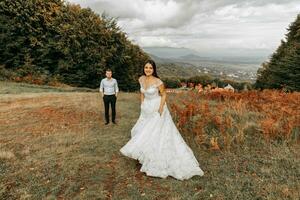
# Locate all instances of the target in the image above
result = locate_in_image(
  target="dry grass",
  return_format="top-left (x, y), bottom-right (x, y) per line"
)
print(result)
top-left (0, 81), bottom-right (299, 200)
top-left (0, 151), bottom-right (15, 160)
top-left (169, 90), bottom-right (300, 151)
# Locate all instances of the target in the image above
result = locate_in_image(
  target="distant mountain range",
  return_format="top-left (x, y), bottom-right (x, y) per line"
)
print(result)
top-left (178, 54), bottom-right (210, 61)
top-left (147, 53), bottom-right (194, 67)
top-left (143, 47), bottom-right (200, 59)
top-left (143, 47), bottom-right (268, 64)
top-left (143, 47), bottom-right (261, 82)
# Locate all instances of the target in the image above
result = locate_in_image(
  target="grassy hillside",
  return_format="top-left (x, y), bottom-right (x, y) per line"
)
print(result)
top-left (0, 81), bottom-right (299, 199)
top-left (0, 81), bottom-right (97, 94)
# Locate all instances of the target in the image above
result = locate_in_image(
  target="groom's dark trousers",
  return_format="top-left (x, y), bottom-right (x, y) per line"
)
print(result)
top-left (103, 94), bottom-right (116, 123)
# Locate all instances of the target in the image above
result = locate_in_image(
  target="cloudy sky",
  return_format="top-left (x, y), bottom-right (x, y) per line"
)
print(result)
top-left (68, 0), bottom-right (299, 58)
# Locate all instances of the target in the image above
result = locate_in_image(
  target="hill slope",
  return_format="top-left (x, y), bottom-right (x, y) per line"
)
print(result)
top-left (0, 81), bottom-right (299, 199)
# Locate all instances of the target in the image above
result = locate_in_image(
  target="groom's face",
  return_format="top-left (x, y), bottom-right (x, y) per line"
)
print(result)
top-left (106, 71), bottom-right (112, 78)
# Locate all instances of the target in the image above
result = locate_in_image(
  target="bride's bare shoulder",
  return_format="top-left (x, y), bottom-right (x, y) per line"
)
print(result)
top-left (138, 75), bottom-right (145, 82)
top-left (155, 77), bottom-right (164, 86)
top-left (155, 77), bottom-right (163, 83)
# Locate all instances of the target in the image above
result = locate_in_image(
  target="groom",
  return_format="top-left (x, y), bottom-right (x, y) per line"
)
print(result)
top-left (99, 69), bottom-right (119, 125)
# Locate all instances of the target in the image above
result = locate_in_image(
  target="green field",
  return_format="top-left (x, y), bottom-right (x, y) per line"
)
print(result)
top-left (0, 81), bottom-right (299, 200)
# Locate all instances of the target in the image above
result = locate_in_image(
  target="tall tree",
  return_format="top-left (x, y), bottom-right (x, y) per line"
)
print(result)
top-left (255, 14), bottom-right (300, 91)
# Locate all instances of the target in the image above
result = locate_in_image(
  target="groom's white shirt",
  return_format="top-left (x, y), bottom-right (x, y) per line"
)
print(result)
top-left (99, 78), bottom-right (119, 95)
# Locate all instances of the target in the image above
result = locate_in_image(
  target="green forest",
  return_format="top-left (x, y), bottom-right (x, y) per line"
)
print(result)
top-left (0, 0), bottom-right (149, 91)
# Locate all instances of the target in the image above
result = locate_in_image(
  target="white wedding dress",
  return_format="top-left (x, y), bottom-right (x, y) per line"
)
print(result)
top-left (120, 76), bottom-right (204, 180)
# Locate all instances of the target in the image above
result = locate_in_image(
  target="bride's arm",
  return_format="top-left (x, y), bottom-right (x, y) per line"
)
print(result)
top-left (158, 83), bottom-right (166, 115)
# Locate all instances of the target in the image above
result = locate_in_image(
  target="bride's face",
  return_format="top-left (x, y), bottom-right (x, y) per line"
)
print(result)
top-left (144, 63), bottom-right (154, 76)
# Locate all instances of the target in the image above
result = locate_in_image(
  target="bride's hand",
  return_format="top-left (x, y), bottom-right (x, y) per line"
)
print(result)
top-left (158, 106), bottom-right (163, 116)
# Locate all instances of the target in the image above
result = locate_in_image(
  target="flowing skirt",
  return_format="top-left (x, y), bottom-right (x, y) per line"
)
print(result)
top-left (120, 96), bottom-right (204, 180)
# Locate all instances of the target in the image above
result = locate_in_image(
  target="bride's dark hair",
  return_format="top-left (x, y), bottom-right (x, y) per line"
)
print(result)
top-left (143, 59), bottom-right (159, 78)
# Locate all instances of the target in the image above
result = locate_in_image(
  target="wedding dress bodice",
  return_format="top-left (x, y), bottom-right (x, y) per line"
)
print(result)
top-left (141, 85), bottom-right (160, 100)
top-left (139, 76), bottom-right (163, 100)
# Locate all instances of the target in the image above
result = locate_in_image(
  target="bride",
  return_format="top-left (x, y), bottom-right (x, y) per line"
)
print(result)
top-left (120, 59), bottom-right (204, 180)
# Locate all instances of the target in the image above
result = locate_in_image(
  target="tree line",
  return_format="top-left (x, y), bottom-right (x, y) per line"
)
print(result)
top-left (162, 75), bottom-right (252, 91)
top-left (0, 0), bottom-right (149, 91)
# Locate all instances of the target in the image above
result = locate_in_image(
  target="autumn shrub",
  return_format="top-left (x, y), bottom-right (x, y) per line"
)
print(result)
top-left (169, 89), bottom-right (300, 151)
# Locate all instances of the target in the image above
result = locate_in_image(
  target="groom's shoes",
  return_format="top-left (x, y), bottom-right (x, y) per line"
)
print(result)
top-left (105, 122), bottom-right (109, 125)
top-left (112, 121), bottom-right (117, 124)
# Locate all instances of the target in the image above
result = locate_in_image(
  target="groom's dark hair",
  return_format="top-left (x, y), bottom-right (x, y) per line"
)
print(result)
top-left (106, 68), bottom-right (112, 72)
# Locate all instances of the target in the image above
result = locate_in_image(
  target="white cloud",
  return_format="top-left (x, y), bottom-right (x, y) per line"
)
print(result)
top-left (69, 0), bottom-right (198, 28)
top-left (135, 36), bottom-right (179, 47)
top-left (67, 0), bottom-right (300, 58)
